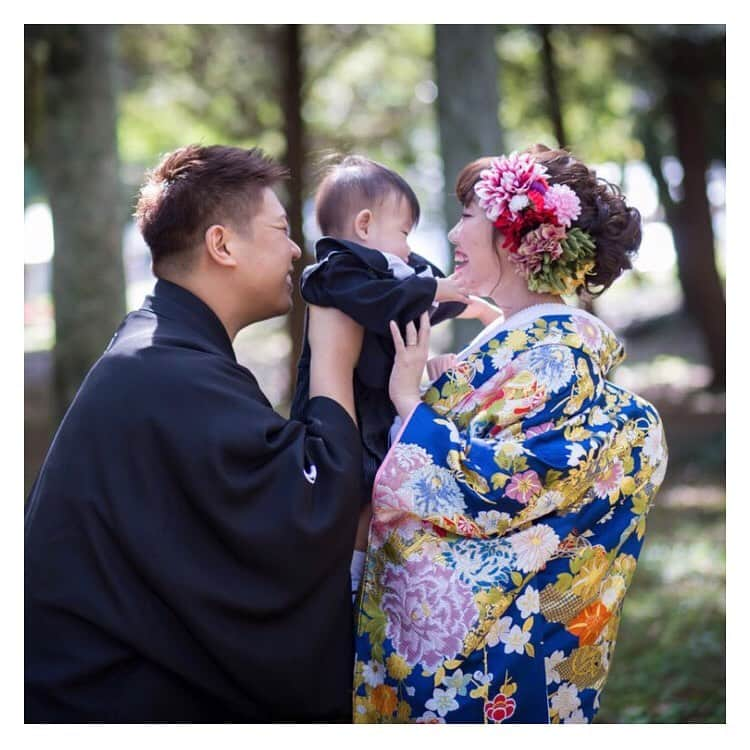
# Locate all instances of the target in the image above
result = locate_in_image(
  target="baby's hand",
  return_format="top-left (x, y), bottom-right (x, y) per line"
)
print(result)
top-left (435, 274), bottom-right (470, 304)
top-left (458, 295), bottom-right (503, 325)
top-left (426, 353), bottom-right (457, 382)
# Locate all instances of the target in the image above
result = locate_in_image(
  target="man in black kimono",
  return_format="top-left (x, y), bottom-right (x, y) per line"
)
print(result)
top-left (25, 145), bottom-right (367, 722)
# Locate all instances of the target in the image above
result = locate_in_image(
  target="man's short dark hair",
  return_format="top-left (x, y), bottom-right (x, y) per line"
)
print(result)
top-left (315, 155), bottom-right (420, 237)
top-left (135, 144), bottom-right (288, 273)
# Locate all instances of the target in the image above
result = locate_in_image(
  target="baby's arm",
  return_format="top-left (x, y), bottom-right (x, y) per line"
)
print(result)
top-left (457, 295), bottom-right (503, 326)
top-left (304, 253), bottom-right (467, 334)
top-left (435, 274), bottom-right (470, 304)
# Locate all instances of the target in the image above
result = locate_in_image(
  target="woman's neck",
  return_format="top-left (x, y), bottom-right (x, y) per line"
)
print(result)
top-left (489, 286), bottom-right (565, 321)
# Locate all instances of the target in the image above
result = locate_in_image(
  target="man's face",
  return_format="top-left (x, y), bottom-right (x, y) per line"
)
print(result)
top-left (361, 193), bottom-right (414, 260)
top-left (232, 187), bottom-right (301, 323)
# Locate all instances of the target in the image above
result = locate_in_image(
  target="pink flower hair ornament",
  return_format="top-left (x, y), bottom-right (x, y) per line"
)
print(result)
top-left (474, 152), bottom-right (597, 295)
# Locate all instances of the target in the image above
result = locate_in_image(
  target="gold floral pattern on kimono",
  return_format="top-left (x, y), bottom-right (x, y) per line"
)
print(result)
top-left (353, 305), bottom-right (667, 723)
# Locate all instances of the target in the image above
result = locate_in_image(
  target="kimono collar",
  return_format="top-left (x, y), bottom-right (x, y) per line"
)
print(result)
top-left (142, 278), bottom-right (236, 361)
top-left (457, 301), bottom-right (623, 373)
top-left (315, 237), bottom-right (390, 271)
top-left (313, 236), bottom-right (434, 276)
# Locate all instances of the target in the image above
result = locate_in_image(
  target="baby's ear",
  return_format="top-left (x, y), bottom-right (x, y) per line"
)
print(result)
top-left (354, 209), bottom-right (372, 241)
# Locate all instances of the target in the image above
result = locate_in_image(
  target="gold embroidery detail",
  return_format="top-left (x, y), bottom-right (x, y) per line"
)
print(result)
top-left (539, 584), bottom-right (587, 623)
top-left (556, 645), bottom-right (608, 689)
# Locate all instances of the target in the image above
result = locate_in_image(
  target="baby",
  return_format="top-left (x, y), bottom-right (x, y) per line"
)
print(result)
top-left (291, 155), bottom-right (489, 599)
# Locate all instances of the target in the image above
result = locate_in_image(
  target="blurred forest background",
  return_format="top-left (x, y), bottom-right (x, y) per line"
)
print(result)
top-left (24, 24), bottom-right (725, 723)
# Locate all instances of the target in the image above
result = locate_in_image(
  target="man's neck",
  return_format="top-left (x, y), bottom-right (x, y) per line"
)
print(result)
top-left (157, 272), bottom-right (240, 341)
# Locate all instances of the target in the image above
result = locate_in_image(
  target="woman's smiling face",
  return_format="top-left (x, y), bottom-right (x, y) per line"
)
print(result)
top-left (448, 198), bottom-right (502, 297)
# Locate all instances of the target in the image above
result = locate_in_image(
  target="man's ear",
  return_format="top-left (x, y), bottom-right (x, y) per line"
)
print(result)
top-left (353, 209), bottom-right (372, 242)
top-left (204, 224), bottom-right (238, 268)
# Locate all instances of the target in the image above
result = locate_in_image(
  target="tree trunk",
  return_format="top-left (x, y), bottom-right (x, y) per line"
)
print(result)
top-left (435, 25), bottom-right (503, 351)
top-left (537, 25), bottom-right (595, 314)
top-left (638, 115), bottom-right (689, 271)
top-left (39, 26), bottom-right (126, 419)
top-left (280, 24), bottom-right (306, 414)
top-left (667, 78), bottom-right (726, 390)
top-left (538, 25), bottom-right (567, 149)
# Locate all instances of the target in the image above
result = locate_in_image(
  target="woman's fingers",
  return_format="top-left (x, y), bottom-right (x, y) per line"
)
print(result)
top-left (418, 311), bottom-right (430, 351)
top-left (389, 320), bottom-right (405, 354)
top-left (391, 313), bottom-right (430, 355)
top-left (405, 321), bottom-right (418, 347)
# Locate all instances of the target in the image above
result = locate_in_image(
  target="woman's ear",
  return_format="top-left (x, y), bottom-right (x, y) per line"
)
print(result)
top-left (354, 209), bottom-right (373, 241)
top-left (204, 224), bottom-right (238, 268)
top-left (494, 231), bottom-right (508, 257)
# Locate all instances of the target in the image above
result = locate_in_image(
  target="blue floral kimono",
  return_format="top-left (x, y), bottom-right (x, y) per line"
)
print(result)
top-left (353, 304), bottom-right (667, 723)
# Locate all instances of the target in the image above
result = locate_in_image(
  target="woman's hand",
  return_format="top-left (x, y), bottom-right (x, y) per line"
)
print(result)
top-left (308, 305), bottom-right (364, 424)
top-left (388, 311), bottom-right (430, 421)
top-left (426, 353), bottom-right (457, 382)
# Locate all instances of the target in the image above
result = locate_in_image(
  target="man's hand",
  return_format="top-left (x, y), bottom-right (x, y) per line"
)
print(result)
top-left (426, 353), bottom-right (457, 382)
top-left (388, 311), bottom-right (430, 421)
top-left (308, 305), bottom-right (364, 424)
top-left (435, 274), bottom-right (470, 304)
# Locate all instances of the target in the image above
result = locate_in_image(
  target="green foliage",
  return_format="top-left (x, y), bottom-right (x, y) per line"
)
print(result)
top-left (497, 26), bottom-right (643, 162)
top-left (116, 24), bottom-right (438, 207)
top-left (118, 25), bottom-right (284, 169)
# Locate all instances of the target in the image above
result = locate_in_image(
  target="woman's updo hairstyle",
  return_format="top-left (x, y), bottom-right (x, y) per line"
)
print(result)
top-left (523, 144), bottom-right (642, 296)
top-left (455, 144), bottom-right (642, 296)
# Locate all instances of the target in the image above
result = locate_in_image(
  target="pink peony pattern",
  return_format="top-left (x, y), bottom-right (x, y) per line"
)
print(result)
top-left (525, 421), bottom-right (555, 437)
top-left (505, 469), bottom-right (543, 505)
top-left (572, 314), bottom-right (603, 352)
top-left (377, 443), bottom-right (432, 492)
top-left (593, 459), bottom-right (625, 499)
top-left (370, 484), bottom-right (422, 548)
top-left (381, 554), bottom-right (477, 671)
top-left (474, 153), bottom-right (549, 222)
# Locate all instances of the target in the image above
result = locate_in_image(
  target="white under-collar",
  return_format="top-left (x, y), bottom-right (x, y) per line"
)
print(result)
top-left (456, 302), bottom-right (616, 360)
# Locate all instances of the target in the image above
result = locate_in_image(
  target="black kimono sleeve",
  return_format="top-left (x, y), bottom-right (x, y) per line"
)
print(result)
top-left (301, 252), bottom-right (439, 334)
top-left (116, 355), bottom-right (363, 717)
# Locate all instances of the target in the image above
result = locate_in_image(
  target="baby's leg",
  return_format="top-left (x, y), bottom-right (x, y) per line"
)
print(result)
top-left (350, 504), bottom-right (372, 601)
top-left (354, 503), bottom-right (372, 551)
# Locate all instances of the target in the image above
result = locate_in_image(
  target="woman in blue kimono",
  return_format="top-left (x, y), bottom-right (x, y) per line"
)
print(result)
top-left (353, 145), bottom-right (668, 723)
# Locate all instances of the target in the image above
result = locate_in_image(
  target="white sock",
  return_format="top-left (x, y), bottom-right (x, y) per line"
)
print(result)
top-left (350, 550), bottom-right (366, 601)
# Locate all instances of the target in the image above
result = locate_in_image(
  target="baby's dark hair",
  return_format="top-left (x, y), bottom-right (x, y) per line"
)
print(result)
top-left (315, 155), bottom-right (420, 237)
